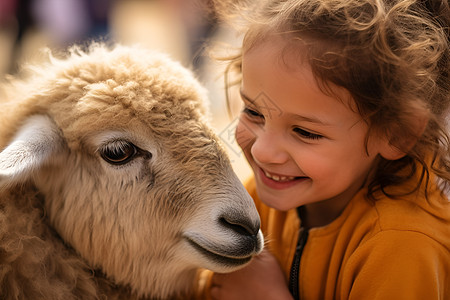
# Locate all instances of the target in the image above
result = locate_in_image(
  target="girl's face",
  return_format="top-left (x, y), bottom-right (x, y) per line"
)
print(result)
top-left (237, 40), bottom-right (387, 213)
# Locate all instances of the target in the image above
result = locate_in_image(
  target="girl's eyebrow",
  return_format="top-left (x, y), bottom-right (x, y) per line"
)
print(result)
top-left (240, 88), bottom-right (330, 126)
top-left (290, 114), bottom-right (331, 126)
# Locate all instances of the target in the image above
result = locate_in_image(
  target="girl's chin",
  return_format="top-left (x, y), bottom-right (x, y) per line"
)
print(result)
top-left (257, 191), bottom-right (299, 211)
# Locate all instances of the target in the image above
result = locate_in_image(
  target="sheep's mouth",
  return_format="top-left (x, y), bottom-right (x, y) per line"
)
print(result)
top-left (185, 238), bottom-right (252, 267)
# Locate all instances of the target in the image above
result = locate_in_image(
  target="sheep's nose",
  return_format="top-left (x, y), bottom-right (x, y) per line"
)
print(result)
top-left (216, 211), bottom-right (263, 257)
top-left (219, 213), bottom-right (260, 239)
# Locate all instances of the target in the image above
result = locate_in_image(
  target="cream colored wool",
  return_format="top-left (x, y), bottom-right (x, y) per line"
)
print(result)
top-left (0, 44), bottom-right (263, 300)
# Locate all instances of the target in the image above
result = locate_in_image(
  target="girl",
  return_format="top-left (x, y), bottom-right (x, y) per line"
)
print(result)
top-left (198, 0), bottom-right (450, 299)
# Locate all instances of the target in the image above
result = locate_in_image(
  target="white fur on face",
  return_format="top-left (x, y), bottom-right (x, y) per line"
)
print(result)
top-left (0, 116), bottom-right (263, 298)
top-left (33, 124), bottom-right (262, 297)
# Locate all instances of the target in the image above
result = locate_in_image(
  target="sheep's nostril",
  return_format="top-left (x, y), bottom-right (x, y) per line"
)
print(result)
top-left (216, 213), bottom-right (262, 256)
top-left (219, 214), bottom-right (260, 237)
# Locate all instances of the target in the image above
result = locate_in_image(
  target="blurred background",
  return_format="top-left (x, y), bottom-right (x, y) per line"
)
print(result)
top-left (0, 0), bottom-right (252, 180)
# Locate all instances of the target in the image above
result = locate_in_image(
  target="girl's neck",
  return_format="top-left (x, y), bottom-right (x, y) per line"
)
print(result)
top-left (299, 181), bottom-right (365, 229)
top-left (298, 201), bottom-right (348, 229)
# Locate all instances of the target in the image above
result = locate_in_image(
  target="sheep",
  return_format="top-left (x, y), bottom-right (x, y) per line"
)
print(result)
top-left (0, 44), bottom-right (264, 300)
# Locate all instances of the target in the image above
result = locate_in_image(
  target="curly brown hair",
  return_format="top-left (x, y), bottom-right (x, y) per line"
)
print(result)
top-left (219, 0), bottom-right (450, 200)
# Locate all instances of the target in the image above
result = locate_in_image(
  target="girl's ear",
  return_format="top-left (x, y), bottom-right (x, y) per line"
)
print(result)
top-left (378, 140), bottom-right (409, 161)
top-left (378, 106), bottom-right (429, 161)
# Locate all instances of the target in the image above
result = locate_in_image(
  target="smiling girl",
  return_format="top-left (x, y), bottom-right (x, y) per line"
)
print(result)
top-left (197, 0), bottom-right (450, 299)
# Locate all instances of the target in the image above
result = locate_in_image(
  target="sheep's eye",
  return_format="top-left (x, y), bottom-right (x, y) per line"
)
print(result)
top-left (100, 141), bottom-right (137, 165)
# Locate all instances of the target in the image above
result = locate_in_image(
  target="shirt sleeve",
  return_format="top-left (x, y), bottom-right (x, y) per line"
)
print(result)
top-left (340, 230), bottom-right (449, 300)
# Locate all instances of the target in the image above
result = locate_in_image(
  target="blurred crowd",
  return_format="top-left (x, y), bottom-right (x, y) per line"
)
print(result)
top-left (0, 0), bottom-right (220, 73)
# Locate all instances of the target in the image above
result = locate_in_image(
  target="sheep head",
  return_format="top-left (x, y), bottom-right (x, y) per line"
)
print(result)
top-left (0, 44), bottom-right (263, 299)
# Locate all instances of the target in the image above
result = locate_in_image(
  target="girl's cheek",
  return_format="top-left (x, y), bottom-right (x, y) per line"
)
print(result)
top-left (235, 119), bottom-right (256, 152)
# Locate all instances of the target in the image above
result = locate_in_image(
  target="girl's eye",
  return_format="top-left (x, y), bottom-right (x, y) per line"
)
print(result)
top-left (100, 141), bottom-right (138, 165)
top-left (294, 128), bottom-right (323, 140)
top-left (243, 107), bottom-right (264, 119)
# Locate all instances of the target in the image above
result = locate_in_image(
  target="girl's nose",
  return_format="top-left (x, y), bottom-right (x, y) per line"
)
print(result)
top-left (251, 130), bottom-right (289, 165)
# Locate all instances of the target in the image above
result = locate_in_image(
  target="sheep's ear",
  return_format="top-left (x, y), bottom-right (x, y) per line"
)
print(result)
top-left (0, 115), bottom-right (63, 181)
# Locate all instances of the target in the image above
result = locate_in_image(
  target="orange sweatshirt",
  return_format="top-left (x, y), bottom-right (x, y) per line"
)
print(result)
top-left (198, 174), bottom-right (450, 299)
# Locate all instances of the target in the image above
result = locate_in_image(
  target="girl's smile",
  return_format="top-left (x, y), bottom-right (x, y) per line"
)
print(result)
top-left (258, 167), bottom-right (308, 190)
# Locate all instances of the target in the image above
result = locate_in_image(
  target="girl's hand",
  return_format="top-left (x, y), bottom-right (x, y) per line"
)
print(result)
top-left (210, 249), bottom-right (294, 300)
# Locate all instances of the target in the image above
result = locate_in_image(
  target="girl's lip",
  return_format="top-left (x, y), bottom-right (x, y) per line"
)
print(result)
top-left (257, 167), bottom-right (307, 190)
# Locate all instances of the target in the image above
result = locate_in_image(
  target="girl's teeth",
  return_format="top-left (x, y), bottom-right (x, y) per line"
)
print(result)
top-left (264, 170), bottom-right (295, 182)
